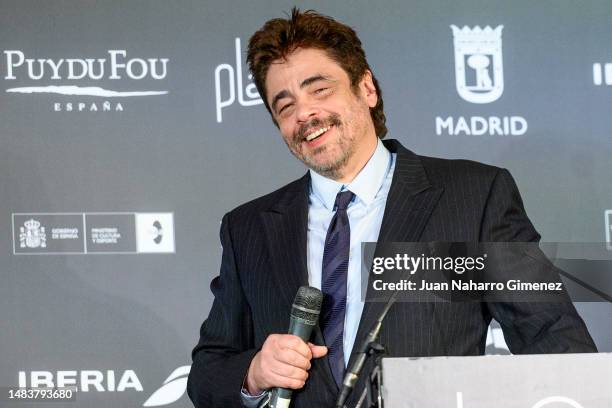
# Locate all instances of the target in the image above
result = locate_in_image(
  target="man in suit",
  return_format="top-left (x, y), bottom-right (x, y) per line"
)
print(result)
top-left (187, 8), bottom-right (596, 408)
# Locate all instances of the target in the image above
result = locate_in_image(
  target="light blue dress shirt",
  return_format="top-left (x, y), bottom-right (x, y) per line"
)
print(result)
top-left (241, 139), bottom-right (396, 406)
top-left (307, 139), bottom-right (395, 363)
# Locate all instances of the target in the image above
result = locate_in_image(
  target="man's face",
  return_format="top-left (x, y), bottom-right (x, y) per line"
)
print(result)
top-left (265, 48), bottom-right (378, 180)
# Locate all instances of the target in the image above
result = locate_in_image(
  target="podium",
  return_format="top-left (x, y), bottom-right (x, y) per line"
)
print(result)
top-left (381, 353), bottom-right (611, 408)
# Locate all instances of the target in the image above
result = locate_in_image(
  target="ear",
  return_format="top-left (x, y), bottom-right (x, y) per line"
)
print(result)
top-left (359, 70), bottom-right (378, 108)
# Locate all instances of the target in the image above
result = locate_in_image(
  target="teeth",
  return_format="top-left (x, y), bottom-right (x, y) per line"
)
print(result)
top-left (305, 126), bottom-right (329, 141)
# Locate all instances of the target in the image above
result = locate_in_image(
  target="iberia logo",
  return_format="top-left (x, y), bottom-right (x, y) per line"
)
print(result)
top-left (143, 366), bottom-right (191, 407)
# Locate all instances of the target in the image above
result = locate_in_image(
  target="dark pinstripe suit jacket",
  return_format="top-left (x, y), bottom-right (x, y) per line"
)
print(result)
top-left (187, 139), bottom-right (596, 408)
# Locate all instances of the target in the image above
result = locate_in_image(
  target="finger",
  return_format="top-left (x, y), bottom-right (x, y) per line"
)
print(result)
top-left (268, 371), bottom-right (307, 390)
top-left (274, 348), bottom-right (311, 370)
top-left (270, 363), bottom-right (309, 382)
top-left (280, 335), bottom-right (312, 359)
top-left (309, 344), bottom-right (328, 358)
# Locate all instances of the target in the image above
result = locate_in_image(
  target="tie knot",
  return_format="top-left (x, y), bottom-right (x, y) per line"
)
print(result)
top-left (334, 190), bottom-right (354, 211)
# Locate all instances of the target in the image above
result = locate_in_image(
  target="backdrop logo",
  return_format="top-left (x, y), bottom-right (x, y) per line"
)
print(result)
top-left (214, 38), bottom-right (263, 123)
top-left (12, 212), bottom-right (175, 255)
top-left (19, 218), bottom-right (46, 248)
top-left (451, 25), bottom-right (504, 104)
top-left (436, 25), bottom-right (527, 137)
top-left (143, 365), bottom-right (191, 407)
top-left (17, 366), bottom-right (190, 406)
top-left (606, 210), bottom-right (612, 250)
top-left (135, 213), bottom-right (175, 253)
top-left (18, 369), bottom-right (143, 392)
top-left (3, 49), bottom-right (169, 112)
top-left (152, 220), bottom-right (163, 244)
top-left (593, 62), bottom-right (612, 86)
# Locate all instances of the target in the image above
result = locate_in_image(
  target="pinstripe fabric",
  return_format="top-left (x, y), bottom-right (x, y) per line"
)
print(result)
top-left (188, 139), bottom-right (596, 408)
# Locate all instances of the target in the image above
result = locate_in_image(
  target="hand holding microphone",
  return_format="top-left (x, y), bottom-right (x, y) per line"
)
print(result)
top-left (246, 335), bottom-right (327, 394)
top-left (245, 286), bottom-right (326, 407)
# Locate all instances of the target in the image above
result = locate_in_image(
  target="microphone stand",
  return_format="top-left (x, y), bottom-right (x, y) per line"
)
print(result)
top-left (338, 242), bottom-right (435, 408)
top-left (354, 341), bottom-right (385, 408)
top-left (336, 290), bottom-right (398, 408)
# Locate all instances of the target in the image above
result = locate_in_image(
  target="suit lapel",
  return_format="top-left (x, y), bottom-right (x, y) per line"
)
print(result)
top-left (260, 172), bottom-right (339, 395)
top-left (347, 140), bottom-right (444, 370)
top-left (260, 174), bottom-right (310, 308)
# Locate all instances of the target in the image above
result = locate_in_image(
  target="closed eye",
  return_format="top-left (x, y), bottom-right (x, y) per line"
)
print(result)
top-left (314, 87), bottom-right (330, 95)
top-left (279, 102), bottom-right (294, 115)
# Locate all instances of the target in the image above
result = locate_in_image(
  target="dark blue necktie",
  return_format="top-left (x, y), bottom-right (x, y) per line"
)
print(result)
top-left (321, 190), bottom-right (354, 388)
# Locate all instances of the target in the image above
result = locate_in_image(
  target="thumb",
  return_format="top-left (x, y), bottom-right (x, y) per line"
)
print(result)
top-left (308, 343), bottom-right (328, 358)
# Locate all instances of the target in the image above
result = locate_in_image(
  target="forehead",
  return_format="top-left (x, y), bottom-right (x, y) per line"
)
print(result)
top-left (264, 48), bottom-right (348, 99)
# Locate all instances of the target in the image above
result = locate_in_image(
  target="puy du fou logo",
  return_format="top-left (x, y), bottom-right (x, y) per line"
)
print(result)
top-left (214, 38), bottom-right (263, 123)
top-left (451, 25), bottom-right (504, 104)
top-left (3, 49), bottom-right (169, 112)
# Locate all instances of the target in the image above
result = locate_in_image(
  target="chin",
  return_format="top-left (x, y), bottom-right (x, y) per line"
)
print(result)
top-left (307, 154), bottom-right (338, 169)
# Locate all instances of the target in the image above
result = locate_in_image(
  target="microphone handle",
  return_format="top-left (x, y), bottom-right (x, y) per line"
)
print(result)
top-left (288, 317), bottom-right (315, 340)
top-left (269, 318), bottom-right (315, 408)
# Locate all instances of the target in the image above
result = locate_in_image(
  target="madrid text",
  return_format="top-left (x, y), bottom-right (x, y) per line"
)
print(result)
top-left (435, 116), bottom-right (528, 136)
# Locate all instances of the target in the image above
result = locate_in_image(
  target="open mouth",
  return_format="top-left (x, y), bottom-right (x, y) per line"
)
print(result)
top-left (304, 125), bottom-right (331, 142)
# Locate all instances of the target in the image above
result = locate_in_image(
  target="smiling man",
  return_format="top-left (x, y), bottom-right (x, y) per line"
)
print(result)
top-left (187, 8), bottom-right (596, 408)
top-left (265, 47), bottom-right (378, 182)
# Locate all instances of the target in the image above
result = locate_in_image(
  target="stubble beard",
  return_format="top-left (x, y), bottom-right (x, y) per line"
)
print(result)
top-left (306, 140), bottom-right (353, 179)
top-left (287, 113), bottom-right (355, 180)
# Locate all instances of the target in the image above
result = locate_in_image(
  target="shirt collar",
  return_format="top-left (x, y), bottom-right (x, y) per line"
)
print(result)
top-left (310, 139), bottom-right (391, 210)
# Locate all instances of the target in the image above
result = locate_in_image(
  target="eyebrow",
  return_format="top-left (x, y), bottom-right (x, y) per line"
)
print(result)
top-left (270, 74), bottom-right (333, 113)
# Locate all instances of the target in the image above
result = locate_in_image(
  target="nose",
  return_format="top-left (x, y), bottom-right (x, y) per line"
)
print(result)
top-left (295, 100), bottom-right (320, 123)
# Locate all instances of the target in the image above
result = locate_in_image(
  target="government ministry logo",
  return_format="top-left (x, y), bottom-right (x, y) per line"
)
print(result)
top-left (13, 212), bottom-right (174, 255)
top-left (19, 219), bottom-right (46, 249)
top-left (451, 25), bottom-right (504, 104)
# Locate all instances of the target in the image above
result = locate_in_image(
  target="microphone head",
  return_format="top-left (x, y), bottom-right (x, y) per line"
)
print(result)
top-left (291, 286), bottom-right (323, 325)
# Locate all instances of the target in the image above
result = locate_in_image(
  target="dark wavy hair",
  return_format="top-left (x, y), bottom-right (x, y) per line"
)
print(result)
top-left (247, 7), bottom-right (387, 138)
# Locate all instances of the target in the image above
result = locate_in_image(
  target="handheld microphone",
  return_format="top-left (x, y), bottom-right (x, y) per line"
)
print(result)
top-left (269, 286), bottom-right (323, 408)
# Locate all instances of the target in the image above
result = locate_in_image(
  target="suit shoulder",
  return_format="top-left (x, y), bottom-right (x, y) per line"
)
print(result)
top-left (226, 175), bottom-right (307, 220)
top-left (417, 154), bottom-right (504, 187)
